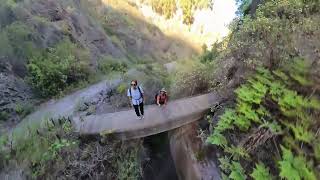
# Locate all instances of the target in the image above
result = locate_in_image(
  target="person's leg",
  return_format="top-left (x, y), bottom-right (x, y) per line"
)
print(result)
top-left (133, 104), bottom-right (140, 117)
top-left (139, 102), bottom-right (144, 116)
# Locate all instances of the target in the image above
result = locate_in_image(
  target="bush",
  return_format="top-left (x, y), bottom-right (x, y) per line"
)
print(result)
top-left (27, 40), bottom-right (91, 97)
top-left (15, 103), bottom-right (34, 118)
top-left (206, 59), bottom-right (320, 179)
top-left (228, 0), bottom-right (320, 69)
top-left (0, 111), bottom-right (9, 121)
top-left (0, 118), bottom-right (77, 178)
top-left (200, 42), bottom-right (221, 63)
top-left (98, 56), bottom-right (128, 74)
top-left (0, 21), bottom-right (34, 60)
top-left (170, 59), bottom-right (214, 98)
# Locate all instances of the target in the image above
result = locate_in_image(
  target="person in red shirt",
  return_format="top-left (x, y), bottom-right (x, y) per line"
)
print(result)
top-left (156, 88), bottom-right (168, 106)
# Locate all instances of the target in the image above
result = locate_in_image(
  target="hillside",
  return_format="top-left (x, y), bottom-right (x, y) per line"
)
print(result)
top-left (1, 0), bottom-right (319, 180)
top-left (1, 0), bottom-right (220, 129)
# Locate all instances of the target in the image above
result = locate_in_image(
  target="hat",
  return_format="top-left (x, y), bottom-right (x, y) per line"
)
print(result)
top-left (160, 88), bottom-right (167, 93)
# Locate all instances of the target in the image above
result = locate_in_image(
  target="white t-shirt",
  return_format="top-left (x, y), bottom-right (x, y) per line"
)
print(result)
top-left (127, 86), bottom-right (144, 105)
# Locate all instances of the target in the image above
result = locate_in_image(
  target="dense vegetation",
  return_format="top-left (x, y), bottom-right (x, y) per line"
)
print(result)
top-left (144, 0), bottom-right (211, 24)
top-left (27, 40), bottom-right (92, 97)
top-left (203, 0), bottom-right (320, 179)
top-left (0, 118), bottom-right (141, 179)
top-left (207, 62), bottom-right (319, 179)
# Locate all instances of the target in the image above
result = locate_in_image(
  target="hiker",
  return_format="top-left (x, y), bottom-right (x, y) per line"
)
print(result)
top-left (128, 80), bottom-right (144, 119)
top-left (155, 88), bottom-right (168, 106)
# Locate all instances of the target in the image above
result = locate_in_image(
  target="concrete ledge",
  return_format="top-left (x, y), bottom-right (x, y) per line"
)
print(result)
top-left (72, 93), bottom-right (222, 140)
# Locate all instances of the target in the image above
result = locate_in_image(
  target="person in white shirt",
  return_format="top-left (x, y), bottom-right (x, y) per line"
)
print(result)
top-left (127, 80), bottom-right (145, 119)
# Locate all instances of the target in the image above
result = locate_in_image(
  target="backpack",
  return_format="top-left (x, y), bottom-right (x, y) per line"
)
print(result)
top-left (129, 86), bottom-right (143, 100)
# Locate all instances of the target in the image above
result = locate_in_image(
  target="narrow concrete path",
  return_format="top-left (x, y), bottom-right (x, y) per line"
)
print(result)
top-left (11, 79), bottom-right (120, 138)
top-left (72, 93), bottom-right (222, 140)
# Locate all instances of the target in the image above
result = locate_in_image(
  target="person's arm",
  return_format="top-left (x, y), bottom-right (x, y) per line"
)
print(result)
top-left (127, 89), bottom-right (133, 107)
top-left (157, 95), bottom-right (160, 106)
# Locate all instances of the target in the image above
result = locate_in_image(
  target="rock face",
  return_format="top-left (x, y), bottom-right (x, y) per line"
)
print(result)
top-left (168, 123), bottom-right (221, 180)
top-left (0, 61), bottom-right (34, 131)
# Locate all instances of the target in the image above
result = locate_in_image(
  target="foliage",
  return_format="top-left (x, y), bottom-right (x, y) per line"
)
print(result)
top-left (0, 111), bottom-right (9, 121)
top-left (170, 59), bottom-right (214, 98)
top-left (250, 163), bottom-right (272, 180)
top-left (116, 142), bottom-right (141, 180)
top-left (15, 103), bottom-right (34, 118)
top-left (179, 0), bottom-right (211, 24)
top-left (98, 56), bottom-right (128, 75)
top-left (229, 0), bottom-right (320, 69)
top-left (116, 83), bottom-right (128, 94)
top-left (147, 0), bottom-right (210, 24)
top-left (217, 156), bottom-right (248, 180)
top-left (278, 147), bottom-right (316, 180)
top-left (149, 0), bottom-right (177, 19)
top-left (229, 161), bottom-right (247, 180)
top-left (235, 0), bottom-right (253, 16)
top-left (0, 118), bottom-right (77, 178)
top-left (27, 40), bottom-right (91, 97)
top-left (200, 42), bottom-right (221, 63)
top-left (207, 59), bottom-right (319, 178)
top-left (0, 21), bottom-right (35, 62)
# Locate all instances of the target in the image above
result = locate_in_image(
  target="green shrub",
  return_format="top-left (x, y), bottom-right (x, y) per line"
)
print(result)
top-left (0, 21), bottom-right (34, 60)
top-left (0, 111), bottom-right (9, 121)
top-left (116, 143), bottom-right (141, 180)
top-left (206, 59), bottom-right (320, 179)
top-left (200, 42), bottom-right (221, 63)
top-left (116, 83), bottom-right (128, 94)
top-left (98, 56), bottom-right (128, 74)
top-left (170, 60), bottom-right (214, 98)
top-left (15, 103), bottom-right (34, 118)
top-left (229, 0), bottom-right (320, 69)
top-left (27, 40), bottom-right (91, 97)
top-left (0, 118), bottom-right (77, 178)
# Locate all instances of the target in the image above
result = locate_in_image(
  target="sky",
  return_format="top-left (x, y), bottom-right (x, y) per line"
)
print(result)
top-left (192, 0), bottom-right (237, 43)
top-left (213, 0), bottom-right (237, 25)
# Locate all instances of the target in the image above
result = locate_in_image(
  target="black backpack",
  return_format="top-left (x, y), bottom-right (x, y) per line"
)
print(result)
top-left (129, 86), bottom-right (143, 100)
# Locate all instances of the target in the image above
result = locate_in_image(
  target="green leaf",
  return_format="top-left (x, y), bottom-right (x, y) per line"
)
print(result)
top-left (256, 106), bottom-right (270, 117)
top-left (269, 81), bottom-right (285, 100)
top-left (288, 123), bottom-right (314, 143)
top-left (225, 145), bottom-right (249, 160)
top-left (229, 161), bottom-right (247, 180)
top-left (273, 70), bottom-right (289, 81)
top-left (260, 121), bottom-right (282, 134)
top-left (293, 156), bottom-right (316, 180)
top-left (206, 131), bottom-right (228, 147)
top-left (218, 156), bottom-right (232, 172)
top-left (234, 114), bottom-right (252, 131)
top-left (237, 102), bottom-right (260, 123)
top-left (250, 163), bottom-right (272, 180)
top-left (216, 109), bottom-right (236, 132)
top-left (279, 146), bottom-right (316, 180)
top-left (235, 84), bottom-right (266, 105)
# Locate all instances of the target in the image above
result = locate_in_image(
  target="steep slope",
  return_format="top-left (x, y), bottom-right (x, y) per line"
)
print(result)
top-left (0, 0), bottom-right (200, 127)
